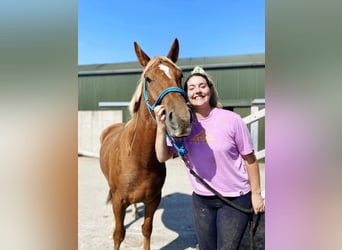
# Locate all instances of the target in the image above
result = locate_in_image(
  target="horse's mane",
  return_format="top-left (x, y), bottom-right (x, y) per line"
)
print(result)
top-left (128, 74), bottom-right (144, 116)
top-left (128, 56), bottom-right (175, 116)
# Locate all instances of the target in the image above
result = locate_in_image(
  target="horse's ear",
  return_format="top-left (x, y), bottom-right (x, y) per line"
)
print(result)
top-left (166, 38), bottom-right (179, 63)
top-left (134, 41), bottom-right (150, 67)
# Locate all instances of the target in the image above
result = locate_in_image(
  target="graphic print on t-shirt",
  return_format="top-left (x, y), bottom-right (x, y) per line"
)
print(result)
top-left (189, 129), bottom-right (214, 145)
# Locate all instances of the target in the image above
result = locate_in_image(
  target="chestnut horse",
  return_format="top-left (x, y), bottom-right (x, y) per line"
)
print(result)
top-left (99, 39), bottom-right (192, 250)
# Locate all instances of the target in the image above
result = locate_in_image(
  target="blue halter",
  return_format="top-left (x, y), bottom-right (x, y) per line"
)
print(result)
top-left (143, 78), bottom-right (188, 111)
top-left (143, 78), bottom-right (189, 157)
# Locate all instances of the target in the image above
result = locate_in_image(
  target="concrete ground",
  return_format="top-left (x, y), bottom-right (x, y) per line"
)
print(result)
top-left (78, 156), bottom-right (265, 250)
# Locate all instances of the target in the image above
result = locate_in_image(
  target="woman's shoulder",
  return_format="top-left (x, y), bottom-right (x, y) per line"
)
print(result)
top-left (213, 107), bottom-right (241, 120)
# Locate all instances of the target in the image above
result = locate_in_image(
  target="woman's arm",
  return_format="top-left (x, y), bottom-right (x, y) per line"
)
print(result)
top-left (154, 105), bottom-right (174, 162)
top-left (242, 152), bottom-right (265, 214)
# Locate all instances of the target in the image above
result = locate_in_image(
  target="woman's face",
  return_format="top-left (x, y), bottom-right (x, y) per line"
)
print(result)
top-left (186, 75), bottom-right (211, 108)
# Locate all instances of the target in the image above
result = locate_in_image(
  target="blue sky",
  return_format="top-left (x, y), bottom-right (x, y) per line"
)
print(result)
top-left (78, 0), bottom-right (264, 65)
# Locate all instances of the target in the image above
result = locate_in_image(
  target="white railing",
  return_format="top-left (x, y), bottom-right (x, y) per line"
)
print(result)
top-left (242, 99), bottom-right (265, 160)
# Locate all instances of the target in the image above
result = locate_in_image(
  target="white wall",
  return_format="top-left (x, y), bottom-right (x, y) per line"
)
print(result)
top-left (78, 110), bottom-right (123, 157)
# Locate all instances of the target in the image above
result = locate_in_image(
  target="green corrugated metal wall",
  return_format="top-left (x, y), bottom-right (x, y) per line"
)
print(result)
top-left (79, 74), bottom-right (138, 108)
top-left (78, 54), bottom-right (264, 110)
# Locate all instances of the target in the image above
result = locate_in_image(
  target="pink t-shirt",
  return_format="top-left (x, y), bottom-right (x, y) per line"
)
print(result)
top-left (180, 108), bottom-right (254, 197)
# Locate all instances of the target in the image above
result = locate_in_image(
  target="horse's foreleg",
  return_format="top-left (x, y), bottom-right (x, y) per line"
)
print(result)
top-left (141, 195), bottom-right (161, 250)
top-left (112, 198), bottom-right (129, 250)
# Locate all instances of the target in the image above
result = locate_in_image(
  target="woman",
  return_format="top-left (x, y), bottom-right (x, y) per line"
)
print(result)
top-left (154, 66), bottom-right (265, 249)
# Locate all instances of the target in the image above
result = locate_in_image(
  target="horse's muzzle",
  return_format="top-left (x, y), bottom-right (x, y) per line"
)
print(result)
top-left (166, 108), bottom-right (192, 138)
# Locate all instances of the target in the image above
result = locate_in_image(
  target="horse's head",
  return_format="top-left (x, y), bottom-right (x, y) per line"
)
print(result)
top-left (129, 38), bottom-right (192, 138)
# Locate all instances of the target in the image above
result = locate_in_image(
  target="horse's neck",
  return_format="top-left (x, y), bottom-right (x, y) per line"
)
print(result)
top-left (129, 107), bottom-right (157, 151)
top-left (138, 107), bottom-right (157, 136)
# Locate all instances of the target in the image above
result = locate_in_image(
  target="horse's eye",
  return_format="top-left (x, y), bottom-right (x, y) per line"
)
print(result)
top-left (145, 77), bottom-right (152, 83)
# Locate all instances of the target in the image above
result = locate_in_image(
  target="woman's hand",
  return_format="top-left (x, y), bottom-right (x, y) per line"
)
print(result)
top-left (154, 105), bottom-right (173, 162)
top-left (251, 192), bottom-right (265, 214)
top-left (154, 105), bottom-right (166, 128)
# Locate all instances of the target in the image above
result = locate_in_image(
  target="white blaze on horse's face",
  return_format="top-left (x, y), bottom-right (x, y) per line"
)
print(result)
top-left (159, 64), bottom-right (172, 79)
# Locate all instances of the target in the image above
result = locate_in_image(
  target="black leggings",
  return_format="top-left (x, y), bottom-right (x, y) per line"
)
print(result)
top-left (192, 192), bottom-right (251, 250)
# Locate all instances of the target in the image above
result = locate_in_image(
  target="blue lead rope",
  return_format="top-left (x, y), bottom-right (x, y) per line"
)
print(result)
top-left (166, 133), bottom-right (188, 157)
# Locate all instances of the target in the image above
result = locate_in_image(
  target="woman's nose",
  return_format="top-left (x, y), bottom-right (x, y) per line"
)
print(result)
top-left (194, 87), bottom-right (201, 93)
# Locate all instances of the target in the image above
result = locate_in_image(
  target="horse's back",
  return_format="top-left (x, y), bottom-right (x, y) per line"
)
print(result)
top-left (100, 123), bottom-right (125, 144)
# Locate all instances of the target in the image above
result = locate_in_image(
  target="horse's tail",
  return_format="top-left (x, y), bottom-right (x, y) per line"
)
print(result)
top-left (106, 190), bottom-right (112, 205)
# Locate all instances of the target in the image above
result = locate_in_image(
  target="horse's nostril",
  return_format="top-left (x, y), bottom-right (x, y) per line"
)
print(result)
top-left (168, 111), bottom-right (173, 121)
